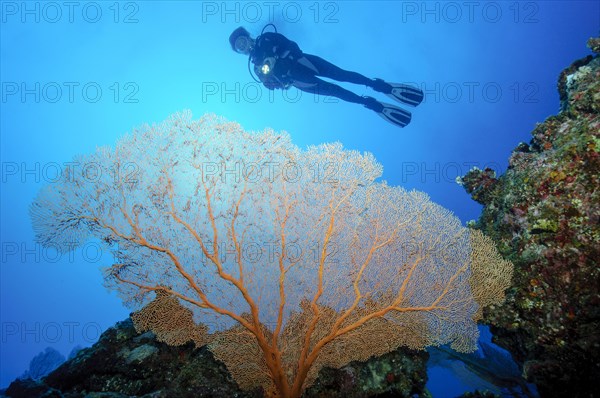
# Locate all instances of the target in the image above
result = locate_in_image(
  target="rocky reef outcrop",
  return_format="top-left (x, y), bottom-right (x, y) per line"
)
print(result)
top-left (459, 37), bottom-right (600, 397)
top-left (4, 317), bottom-right (429, 398)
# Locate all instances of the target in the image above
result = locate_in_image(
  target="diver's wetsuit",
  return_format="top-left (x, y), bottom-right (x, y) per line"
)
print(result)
top-left (251, 32), bottom-right (382, 111)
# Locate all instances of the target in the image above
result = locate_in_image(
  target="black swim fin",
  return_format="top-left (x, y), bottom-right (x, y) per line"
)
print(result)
top-left (376, 101), bottom-right (412, 128)
top-left (386, 82), bottom-right (424, 106)
top-left (363, 96), bottom-right (411, 128)
top-left (372, 78), bottom-right (424, 107)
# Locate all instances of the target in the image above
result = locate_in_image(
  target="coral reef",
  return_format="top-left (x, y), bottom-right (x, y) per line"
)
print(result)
top-left (29, 108), bottom-right (511, 397)
top-left (18, 347), bottom-right (65, 381)
top-left (4, 317), bottom-right (429, 398)
top-left (459, 38), bottom-right (600, 397)
top-left (5, 319), bottom-right (253, 398)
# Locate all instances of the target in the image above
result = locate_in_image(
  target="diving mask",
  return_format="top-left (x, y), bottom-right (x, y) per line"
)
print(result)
top-left (234, 36), bottom-right (253, 54)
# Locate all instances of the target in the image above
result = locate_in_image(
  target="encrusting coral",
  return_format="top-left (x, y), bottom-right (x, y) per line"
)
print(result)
top-left (459, 37), bottom-right (600, 397)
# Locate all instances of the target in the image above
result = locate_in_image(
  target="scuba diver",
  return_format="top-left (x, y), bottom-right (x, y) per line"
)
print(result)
top-left (229, 25), bottom-right (424, 128)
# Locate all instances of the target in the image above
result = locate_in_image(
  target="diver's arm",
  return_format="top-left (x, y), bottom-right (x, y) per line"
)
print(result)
top-left (253, 61), bottom-right (289, 90)
top-left (257, 32), bottom-right (302, 61)
top-left (251, 32), bottom-right (299, 90)
top-left (256, 71), bottom-right (285, 90)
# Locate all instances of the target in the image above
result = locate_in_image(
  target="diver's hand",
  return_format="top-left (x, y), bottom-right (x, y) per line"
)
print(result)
top-left (263, 80), bottom-right (279, 90)
top-left (261, 75), bottom-right (283, 90)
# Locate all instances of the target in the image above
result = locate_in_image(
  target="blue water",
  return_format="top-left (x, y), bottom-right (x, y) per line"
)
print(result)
top-left (1, 1), bottom-right (598, 395)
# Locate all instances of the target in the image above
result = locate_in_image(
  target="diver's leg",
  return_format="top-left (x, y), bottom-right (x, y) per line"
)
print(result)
top-left (301, 54), bottom-right (424, 107)
top-left (291, 75), bottom-right (376, 107)
top-left (291, 76), bottom-right (412, 128)
top-left (301, 54), bottom-right (375, 85)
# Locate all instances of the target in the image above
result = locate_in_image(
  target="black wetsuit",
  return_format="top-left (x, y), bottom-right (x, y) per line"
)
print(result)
top-left (251, 32), bottom-right (381, 110)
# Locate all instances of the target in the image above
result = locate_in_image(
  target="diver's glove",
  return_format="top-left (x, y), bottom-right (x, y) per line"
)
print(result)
top-left (262, 76), bottom-right (292, 90)
top-left (263, 78), bottom-right (280, 90)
